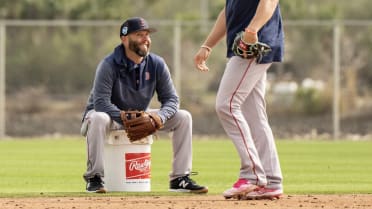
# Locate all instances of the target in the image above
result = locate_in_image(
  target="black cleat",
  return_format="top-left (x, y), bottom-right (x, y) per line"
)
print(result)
top-left (169, 174), bottom-right (208, 194)
top-left (86, 175), bottom-right (107, 193)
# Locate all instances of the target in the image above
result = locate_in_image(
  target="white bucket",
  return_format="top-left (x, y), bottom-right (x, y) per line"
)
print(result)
top-left (103, 130), bottom-right (153, 192)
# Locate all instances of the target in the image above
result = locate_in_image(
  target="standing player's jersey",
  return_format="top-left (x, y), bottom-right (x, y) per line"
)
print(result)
top-left (225, 0), bottom-right (284, 63)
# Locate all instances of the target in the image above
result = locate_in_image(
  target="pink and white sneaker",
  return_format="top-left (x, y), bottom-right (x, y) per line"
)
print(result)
top-left (245, 187), bottom-right (283, 200)
top-left (223, 178), bottom-right (258, 200)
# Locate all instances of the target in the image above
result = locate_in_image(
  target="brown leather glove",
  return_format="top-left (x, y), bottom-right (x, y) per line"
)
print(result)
top-left (120, 110), bottom-right (163, 142)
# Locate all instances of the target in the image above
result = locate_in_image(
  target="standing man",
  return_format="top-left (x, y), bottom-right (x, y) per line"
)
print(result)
top-left (194, 0), bottom-right (284, 200)
top-left (81, 17), bottom-right (208, 194)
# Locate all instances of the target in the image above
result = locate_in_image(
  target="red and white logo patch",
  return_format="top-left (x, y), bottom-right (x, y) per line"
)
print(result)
top-left (125, 153), bottom-right (151, 179)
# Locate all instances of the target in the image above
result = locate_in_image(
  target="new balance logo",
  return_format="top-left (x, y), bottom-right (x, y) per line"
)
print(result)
top-left (178, 180), bottom-right (189, 188)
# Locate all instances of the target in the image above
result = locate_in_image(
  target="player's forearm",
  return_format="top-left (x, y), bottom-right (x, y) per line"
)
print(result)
top-left (157, 67), bottom-right (179, 123)
top-left (202, 7), bottom-right (226, 48)
top-left (246, 0), bottom-right (279, 32)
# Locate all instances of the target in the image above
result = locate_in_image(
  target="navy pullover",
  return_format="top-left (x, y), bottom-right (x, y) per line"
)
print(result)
top-left (83, 44), bottom-right (179, 124)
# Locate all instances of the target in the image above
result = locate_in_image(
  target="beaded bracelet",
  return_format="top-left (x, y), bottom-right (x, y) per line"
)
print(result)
top-left (201, 45), bottom-right (212, 52)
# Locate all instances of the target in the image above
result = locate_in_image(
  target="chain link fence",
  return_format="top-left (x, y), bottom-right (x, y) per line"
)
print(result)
top-left (1, 19), bottom-right (372, 139)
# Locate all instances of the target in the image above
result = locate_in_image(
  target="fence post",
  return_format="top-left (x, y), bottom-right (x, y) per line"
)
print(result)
top-left (333, 21), bottom-right (341, 139)
top-left (173, 20), bottom-right (181, 99)
top-left (200, 0), bottom-right (209, 33)
top-left (0, 23), bottom-right (5, 139)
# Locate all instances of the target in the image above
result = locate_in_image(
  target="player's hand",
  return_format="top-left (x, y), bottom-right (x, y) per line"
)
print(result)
top-left (194, 47), bottom-right (211, 72)
top-left (243, 28), bottom-right (258, 44)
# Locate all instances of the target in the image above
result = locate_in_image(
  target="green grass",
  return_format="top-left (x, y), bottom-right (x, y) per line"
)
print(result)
top-left (0, 137), bottom-right (371, 197)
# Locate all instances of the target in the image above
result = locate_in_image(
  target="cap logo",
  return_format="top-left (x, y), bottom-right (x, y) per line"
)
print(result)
top-left (121, 26), bottom-right (128, 36)
top-left (139, 18), bottom-right (146, 28)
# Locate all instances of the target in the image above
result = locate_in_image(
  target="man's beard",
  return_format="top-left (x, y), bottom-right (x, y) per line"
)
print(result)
top-left (128, 40), bottom-right (149, 57)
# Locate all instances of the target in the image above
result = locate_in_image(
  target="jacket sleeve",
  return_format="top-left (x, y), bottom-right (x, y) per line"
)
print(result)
top-left (92, 60), bottom-right (122, 123)
top-left (155, 59), bottom-right (179, 123)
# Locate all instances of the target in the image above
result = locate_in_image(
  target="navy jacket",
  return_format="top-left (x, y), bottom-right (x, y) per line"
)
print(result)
top-left (83, 44), bottom-right (179, 124)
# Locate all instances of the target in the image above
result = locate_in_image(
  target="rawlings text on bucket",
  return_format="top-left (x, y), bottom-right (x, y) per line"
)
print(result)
top-left (125, 153), bottom-right (151, 179)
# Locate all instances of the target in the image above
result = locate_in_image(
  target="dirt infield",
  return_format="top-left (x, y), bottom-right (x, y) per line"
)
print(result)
top-left (1, 194), bottom-right (372, 209)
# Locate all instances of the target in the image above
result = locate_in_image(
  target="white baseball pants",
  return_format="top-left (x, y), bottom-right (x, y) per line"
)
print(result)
top-left (215, 56), bottom-right (283, 189)
top-left (81, 109), bottom-right (193, 182)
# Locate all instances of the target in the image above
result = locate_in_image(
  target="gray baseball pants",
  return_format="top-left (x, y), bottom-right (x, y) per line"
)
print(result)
top-left (215, 56), bottom-right (283, 190)
top-left (81, 109), bottom-right (193, 182)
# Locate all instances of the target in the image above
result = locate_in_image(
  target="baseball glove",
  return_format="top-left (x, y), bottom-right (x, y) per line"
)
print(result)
top-left (121, 110), bottom-right (163, 142)
top-left (232, 31), bottom-right (272, 63)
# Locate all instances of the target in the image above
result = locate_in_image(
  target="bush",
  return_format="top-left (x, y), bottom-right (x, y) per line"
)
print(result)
top-left (293, 87), bottom-right (332, 115)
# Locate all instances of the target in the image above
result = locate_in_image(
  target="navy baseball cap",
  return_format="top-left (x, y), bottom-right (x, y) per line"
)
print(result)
top-left (120, 17), bottom-right (156, 36)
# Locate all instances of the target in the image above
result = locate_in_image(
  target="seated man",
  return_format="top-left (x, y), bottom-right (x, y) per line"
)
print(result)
top-left (81, 17), bottom-right (208, 194)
